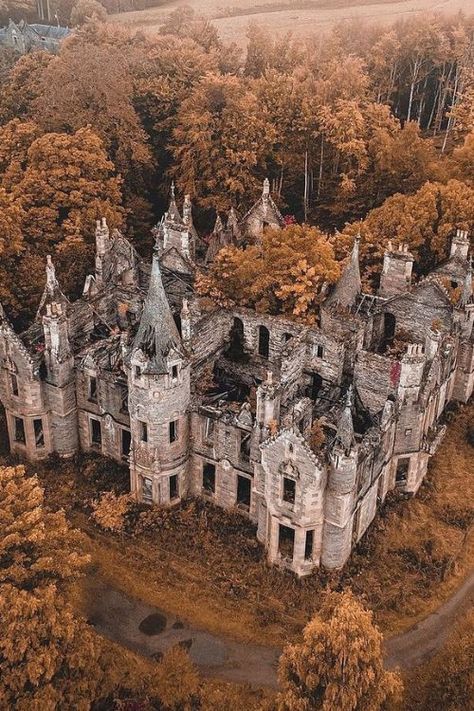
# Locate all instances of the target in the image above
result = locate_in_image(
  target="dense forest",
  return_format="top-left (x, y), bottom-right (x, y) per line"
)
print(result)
top-left (0, 7), bottom-right (473, 325)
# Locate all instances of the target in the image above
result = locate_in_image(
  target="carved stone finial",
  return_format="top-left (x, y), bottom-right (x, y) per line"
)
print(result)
top-left (46, 255), bottom-right (58, 293)
top-left (262, 178), bottom-right (270, 197)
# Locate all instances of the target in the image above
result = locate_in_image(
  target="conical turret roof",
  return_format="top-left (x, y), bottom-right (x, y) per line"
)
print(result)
top-left (327, 236), bottom-right (361, 310)
top-left (132, 250), bottom-right (183, 374)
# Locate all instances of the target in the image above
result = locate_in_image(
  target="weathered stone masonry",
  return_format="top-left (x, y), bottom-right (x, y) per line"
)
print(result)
top-left (1, 183), bottom-right (473, 576)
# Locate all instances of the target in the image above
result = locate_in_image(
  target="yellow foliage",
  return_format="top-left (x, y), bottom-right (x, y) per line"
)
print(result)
top-left (148, 646), bottom-right (200, 710)
top-left (277, 590), bottom-right (403, 711)
top-left (91, 490), bottom-right (134, 533)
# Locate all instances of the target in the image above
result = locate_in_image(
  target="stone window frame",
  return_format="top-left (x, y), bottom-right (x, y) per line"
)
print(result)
top-left (9, 372), bottom-right (19, 397)
top-left (282, 476), bottom-right (296, 507)
top-left (169, 419), bottom-right (178, 443)
top-left (33, 418), bottom-right (45, 449)
top-left (89, 416), bottom-right (102, 448)
top-left (120, 427), bottom-right (131, 460)
top-left (139, 420), bottom-right (148, 443)
top-left (169, 473), bottom-right (179, 501)
top-left (202, 461), bottom-right (216, 495)
top-left (203, 416), bottom-right (215, 444)
top-left (142, 476), bottom-right (153, 504)
top-left (13, 415), bottom-right (26, 445)
top-left (314, 344), bottom-right (324, 358)
top-left (87, 374), bottom-right (98, 403)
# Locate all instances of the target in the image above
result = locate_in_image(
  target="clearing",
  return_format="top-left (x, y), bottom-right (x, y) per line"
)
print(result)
top-left (109, 0), bottom-right (474, 45)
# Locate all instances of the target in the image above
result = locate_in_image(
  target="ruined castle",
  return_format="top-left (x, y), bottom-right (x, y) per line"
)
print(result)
top-left (1, 181), bottom-right (472, 575)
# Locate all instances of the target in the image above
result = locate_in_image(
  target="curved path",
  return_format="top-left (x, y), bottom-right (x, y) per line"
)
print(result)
top-left (88, 568), bottom-right (474, 687)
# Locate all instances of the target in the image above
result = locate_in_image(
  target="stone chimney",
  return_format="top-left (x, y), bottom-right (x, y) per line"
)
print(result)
top-left (450, 229), bottom-right (469, 259)
top-left (379, 242), bottom-right (414, 298)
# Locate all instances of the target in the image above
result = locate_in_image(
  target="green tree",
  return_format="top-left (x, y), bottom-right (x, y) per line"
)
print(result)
top-left (277, 590), bottom-right (402, 711)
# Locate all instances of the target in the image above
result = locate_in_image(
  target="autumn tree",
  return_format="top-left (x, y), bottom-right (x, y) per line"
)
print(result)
top-left (0, 124), bottom-right (123, 321)
top-left (277, 590), bottom-right (402, 711)
top-left (31, 36), bottom-right (153, 218)
top-left (0, 51), bottom-right (54, 124)
top-left (70, 0), bottom-right (107, 26)
top-left (172, 74), bottom-right (276, 211)
top-left (0, 464), bottom-right (110, 709)
top-left (148, 646), bottom-right (200, 710)
top-left (197, 224), bottom-right (340, 318)
top-left (340, 179), bottom-right (474, 286)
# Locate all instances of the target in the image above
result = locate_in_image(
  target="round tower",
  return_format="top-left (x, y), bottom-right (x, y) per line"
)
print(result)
top-left (127, 247), bottom-right (190, 505)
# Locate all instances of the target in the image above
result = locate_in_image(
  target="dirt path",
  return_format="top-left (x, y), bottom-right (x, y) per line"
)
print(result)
top-left (88, 566), bottom-right (474, 687)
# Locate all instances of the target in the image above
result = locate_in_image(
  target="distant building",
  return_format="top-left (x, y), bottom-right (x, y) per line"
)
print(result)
top-left (0, 19), bottom-right (70, 54)
top-left (1, 181), bottom-right (472, 576)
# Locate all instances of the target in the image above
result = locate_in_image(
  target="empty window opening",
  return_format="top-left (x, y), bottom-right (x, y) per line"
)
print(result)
top-left (171, 365), bottom-right (178, 380)
top-left (258, 326), bottom-right (270, 359)
top-left (315, 344), bottom-right (324, 358)
top-left (240, 431), bottom-right (251, 463)
top-left (381, 312), bottom-right (396, 351)
top-left (237, 475), bottom-right (251, 508)
top-left (169, 420), bottom-right (178, 443)
top-left (14, 417), bottom-right (25, 444)
top-left (278, 524), bottom-right (295, 560)
top-left (283, 477), bottom-right (296, 504)
top-left (169, 474), bottom-right (179, 500)
top-left (142, 477), bottom-right (153, 503)
top-left (227, 317), bottom-right (246, 362)
top-left (139, 421), bottom-right (148, 442)
top-left (298, 418), bottom-right (306, 434)
top-left (90, 418), bottom-right (102, 446)
top-left (450, 280), bottom-right (458, 289)
top-left (204, 417), bottom-right (215, 442)
top-left (309, 373), bottom-right (323, 400)
top-left (120, 386), bottom-right (128, 413)
top-left (396, 457), bottom-right (410, 484)
top-left (121, 429), bottom-right (131, 458)
top-left (304, 530), bottom-right (314, 560)
top-left (173, 313), bottom-right (182, 337)
top-left (135, 366), bottom-right (141, 378)
top-left (283, 333), bottom-right (292, 343)
top-left (10, 373), bottom-right (19, 396)
top-left (88, 376), bottom-right (97, 402)
top-left (34, 419), bottom-right (44, 448)
top-left (203, 462), bottom-right (216, 493)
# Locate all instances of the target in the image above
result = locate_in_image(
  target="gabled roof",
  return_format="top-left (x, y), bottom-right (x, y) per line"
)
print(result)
top-left (239, 178), bottom-right (285, 230)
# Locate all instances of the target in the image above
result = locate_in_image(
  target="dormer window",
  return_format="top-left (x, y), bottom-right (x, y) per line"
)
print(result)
top-left (135, 366), bottom-right (141, 378)
top-left (171, 365), bottom-right (178, 381)
top-left (314, 344), bottom-right (324, 358)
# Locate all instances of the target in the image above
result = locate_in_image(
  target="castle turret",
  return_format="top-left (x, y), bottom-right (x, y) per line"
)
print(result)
top-left (158, 183), bottom-right (195, 263)
top-left (321, 387), bottom-right (358, 569)
top-left (378, 242), bottom-right (414, 298)
top-left (127, 245), bottom-right (190, 505)
top-left (40, 257), bottom-right (78, 456)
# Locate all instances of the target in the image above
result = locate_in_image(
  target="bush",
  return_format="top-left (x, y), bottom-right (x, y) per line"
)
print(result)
top-left (91, 491), bottom-right (134, 533)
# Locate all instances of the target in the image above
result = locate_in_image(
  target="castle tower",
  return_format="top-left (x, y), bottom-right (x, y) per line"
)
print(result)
top-left (321, 387), bottom-right (358, 569)
top-left (40, 256), bottom-right (79, 457)
top-left (127, 245), bottom-right (190, 505)
top-left (378, 242), bottom-right (414, 298)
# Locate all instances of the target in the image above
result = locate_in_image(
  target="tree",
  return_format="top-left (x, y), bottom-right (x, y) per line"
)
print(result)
top-left (31, 38), bottom-right (152, 214)
top-left (0, 465), bottom-right (88, 590)
top-left (0, 51), bottom-right (54, 124)
top-left (171, 74), bottom-right (276, 211)
top-left (0, 465), bottom-right (109, 709)
top-left (70, 0), bottom-right (107, 26)
top-left (197, 224), bottom-right (340, 319)
top-left (148, 646), bottom-right (200, 710)
top-left (277, 590), bottom-right (402, 711)
top-left (0, 584), bottom-right (107, 711)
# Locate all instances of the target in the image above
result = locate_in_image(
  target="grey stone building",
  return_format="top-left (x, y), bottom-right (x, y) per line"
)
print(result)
top-left (1, 182), bottom-right (473, 575)
top-left (0, 19), bottom-right (69, 54)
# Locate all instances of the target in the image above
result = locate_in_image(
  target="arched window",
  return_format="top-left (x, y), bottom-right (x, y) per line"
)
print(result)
top-left (258, 325), bottom-right (270, 359)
